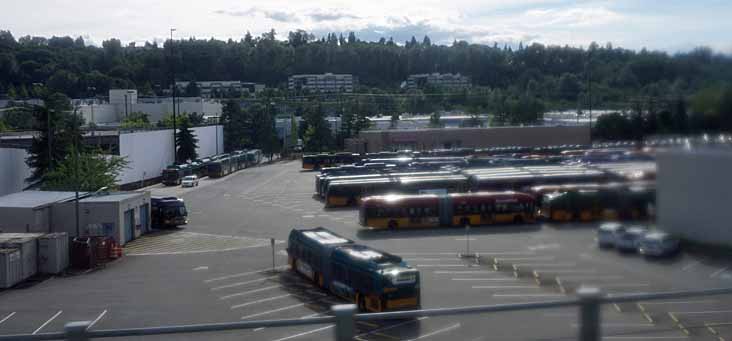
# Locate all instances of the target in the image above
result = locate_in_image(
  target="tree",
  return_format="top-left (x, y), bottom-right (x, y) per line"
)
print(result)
top-left (156, 112), bottom-right (189, 128)
top-left (25, 93), bottom-right (81, 184)
top-left (188, 112), bottom-right (205, 126)
top-left (2, 106), bottom-right (35, 129)
top-left (176, 120), bottom-right (198, 162)
top-left (184, 81), bottom-right (201, 97)
top-left (558, 73), bottom-right (581, 101)
top-left (42, 147), bottom-right (129, 191)
top-left (121, 111), bottom-right (152, 129)
top-left (671, 97), bottom-right (688, 133)
top-left (428, 111), bottom-right (443, 128)
top-left (461, 107), bottom-right (483, 127)
top-left (220, 99), bottom-right (251, 151)
top-left (593, 112), bottom-right (634, 140)
top-left (303, 103), bottom-right (331, 152)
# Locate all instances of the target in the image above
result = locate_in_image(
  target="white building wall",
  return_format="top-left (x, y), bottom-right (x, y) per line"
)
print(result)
top-left (79, 104), bottom-right (118, 124)
top-left (0, 148), bottom-right (31, 196)
top-left (657, 149), bottom-right (732, 247)
top-left (117, 126), bottom-right (223, 185)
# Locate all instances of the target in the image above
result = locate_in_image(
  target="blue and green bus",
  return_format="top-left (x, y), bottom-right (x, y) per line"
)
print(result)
top-left (287, 227), bottom-right (421, 312)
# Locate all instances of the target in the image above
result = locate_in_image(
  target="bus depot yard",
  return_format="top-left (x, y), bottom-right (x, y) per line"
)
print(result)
top-left (2, 144), bottom-right (732, 340)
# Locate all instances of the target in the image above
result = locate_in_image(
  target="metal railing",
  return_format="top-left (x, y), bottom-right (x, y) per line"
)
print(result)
top-left (1, 286), bottom-right (731, 341)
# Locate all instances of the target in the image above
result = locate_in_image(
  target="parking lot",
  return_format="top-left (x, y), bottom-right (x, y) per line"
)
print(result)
top-left (1, 159), bottom-right (731, 340)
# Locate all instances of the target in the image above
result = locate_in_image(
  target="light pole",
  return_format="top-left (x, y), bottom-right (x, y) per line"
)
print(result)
top-left (586, 49), bottom-right (593, 144)
top-left (170, 28), bottom-right (178, 164)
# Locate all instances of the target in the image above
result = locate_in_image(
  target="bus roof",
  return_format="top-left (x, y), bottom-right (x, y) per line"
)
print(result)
top-left (333, 244), bottom-right (403, 269)
top-left (290, 227), bottom-right (353, 246)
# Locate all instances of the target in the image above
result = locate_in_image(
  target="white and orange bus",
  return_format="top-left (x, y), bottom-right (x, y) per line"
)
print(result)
top-left (359, 192), bottom-right (536, 229)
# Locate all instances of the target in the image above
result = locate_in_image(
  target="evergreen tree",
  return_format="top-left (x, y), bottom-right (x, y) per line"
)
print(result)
top-left (221, 99), bottom-right (251, 151)
top-left (176, 120), bottom-right (198, 162)
top-left (428, 111), bottom-right (443, 128)
top-left (185, 81), bottom-right (201, 97)
top-left (303, 103), bottom-right (331, 152)
top-left (25, 93), bottom-right (82, 184)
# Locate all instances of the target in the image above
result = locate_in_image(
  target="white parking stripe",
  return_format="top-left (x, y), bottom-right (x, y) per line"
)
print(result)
top-left (271, 325), bottom-right (334, 341)
top-left (514, 263), bottom-right (577, 268)
top-left (640, 300), bottom-right (718, 305)
top-left (415, 264), bottom-right (466, 268)
top-left (556, 275), bottom-right (624, 281)
top-left (710, 267), bottom-right (729, 278)
top-left (219, 285), bottom-right (282, 300)
top-left (404, 322), bottom-right (461, 341)
top-left (472, 286), bottom-right (540, 289)
top-left (211, 275), bottom-right (280, 291)
top-left (356, 317), bottom-right (428, 338)
top-left (452, 278), bottom-right (518, 281)
top-left (538, 269), bottom-right (597, 274)
top-left (230, 294), bottom-right (293, 309)
top-left (681, 261), bottom-right (700, 271)
top-left (603, 337), bottom-right (688, 339)
top-left (435, 270), bottom-right (496, 274)
top-left (33, 310), bottom-right (62, 335)
top-left (241, 302), bottom-right (307, 320)
top-left (88, 310), bottom-right (108, 328)
top-left (493, 294), bottom-right (565, 297)
top-left (0, 312), bottom-right (16, 325)
top-left (204, 266), bottom-right (287, 283)
top-left (495, 256), bottom-right (555, 262)
top-left (671, 310), bottom-right (732, 315)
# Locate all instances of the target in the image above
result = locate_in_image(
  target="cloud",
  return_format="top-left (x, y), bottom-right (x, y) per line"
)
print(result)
top-left (522, 6), bottom-right (624, 28)
top-left (308, 10), bottom-right (360, 22)
top-left (215, 7), bottom-right (299, 23)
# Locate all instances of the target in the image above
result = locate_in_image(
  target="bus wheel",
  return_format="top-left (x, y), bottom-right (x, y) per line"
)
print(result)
top-left (460, 217), bottom-right (470, 227)
top-left (388, 220), bottom-right (398, 230)
top-left (315, 273), bottom-right (324, 288)
top-left (513, 215), bottom-right (524, 224)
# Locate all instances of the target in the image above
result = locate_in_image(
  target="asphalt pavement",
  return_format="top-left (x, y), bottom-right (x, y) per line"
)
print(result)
top-left (1, 160), bottom-right (731, 340)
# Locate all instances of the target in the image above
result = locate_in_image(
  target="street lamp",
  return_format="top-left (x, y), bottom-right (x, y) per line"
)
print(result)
top-left (170, 28), bottom-right (178, 164)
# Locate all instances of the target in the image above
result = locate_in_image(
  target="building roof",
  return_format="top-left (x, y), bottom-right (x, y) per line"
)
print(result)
top-left (0, 191), bottom-right (79, 209)
top-left (80, 192), bottom-right (144, 203)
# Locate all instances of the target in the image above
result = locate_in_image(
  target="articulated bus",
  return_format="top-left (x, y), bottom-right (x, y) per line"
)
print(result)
top-left (359, 192), bottom-right (536, 229)
top-left (318, 170), bottom-right (456, 198)
top-left (324, 174), bottom-right (468, 207)
top-left (287, 227), bottom-right (420, 312)
top-left (302, 153), bottom-right (361, 170)
top-left (538, 184), bottom-right (655, 222)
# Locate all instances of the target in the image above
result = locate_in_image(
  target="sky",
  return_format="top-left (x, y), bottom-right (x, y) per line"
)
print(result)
top-left (2, 0), bottom-right (731, 54)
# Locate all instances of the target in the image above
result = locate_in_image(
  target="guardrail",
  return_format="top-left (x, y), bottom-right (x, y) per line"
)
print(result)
top-left (1, 286), bottom-right (731, 341)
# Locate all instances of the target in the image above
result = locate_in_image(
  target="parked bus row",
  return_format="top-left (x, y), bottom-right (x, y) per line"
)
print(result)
top-left (161, 149), bottom-right (262, 185)
top-left (287, 227), bottom-right (420, 312)
top-left (357, 182), bottom-right (655, 230)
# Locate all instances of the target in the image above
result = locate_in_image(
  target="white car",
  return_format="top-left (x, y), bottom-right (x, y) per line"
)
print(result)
top-left (597, 222), bottom-right (624, 248)
top-left (614, 226), bottom-right (648, 252)
top-left (639, 231), bottom-right (680, 257)
top-left (181, 175), bottom-right (199, 187)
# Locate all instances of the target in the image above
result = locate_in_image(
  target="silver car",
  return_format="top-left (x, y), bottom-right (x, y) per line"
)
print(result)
top-left (614, 226), bottom-right (647, 252)
top-left (181, 175), bottom-right (199, 187)
top-left (639, 231), bottom-right (680, 257)
top-left (597, 222), bottom-right (624, 248)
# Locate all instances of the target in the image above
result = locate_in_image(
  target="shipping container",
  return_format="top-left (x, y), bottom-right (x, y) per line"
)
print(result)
top-left (0, 236), bottom-right (38, 280)
top-left (0, 248), bottom-right (23, 288)
top-left (38, 233), bottom-right (69, 274)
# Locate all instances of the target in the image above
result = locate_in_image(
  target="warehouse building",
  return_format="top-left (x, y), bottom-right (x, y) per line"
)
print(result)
top-left (345, 126), bottom-right (590, 153)
top-left (0, 191), bottom-right (150, 246)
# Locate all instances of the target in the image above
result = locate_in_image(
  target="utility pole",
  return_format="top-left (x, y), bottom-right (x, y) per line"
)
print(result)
top-left (587, 49), bottom-right (593, 144)
top-left (170, 28), bottom-right (178, 164)
top-left (73, 105), bottom-right (81, 237)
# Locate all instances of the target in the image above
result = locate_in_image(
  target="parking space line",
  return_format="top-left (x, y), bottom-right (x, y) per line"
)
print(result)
top-left (710, 267), bottom-right (729, 278)
top-left (271, 325), bottom-right (334, 341)
top-left (681, 261), bottom-right (700, 271)
top-left (472, 286), bottom-right (540, 289)
top-left (513, 263), bottom-right (577, 268)
top-left (241, 297), bottom-right (333, 320)
top-left (33, 310), bottom-right (62, 335)
top-left (0, 312), bottom-right (16, 325)
top-left (355, 317), bottom-right (428, 338)
top-left (671, 310), bottom-right (732, 315)
top-left (640, 300), bottom-right (718, 306)
top-left (603, 337), bottom-right (689, 339)
top-left (211, 275), bottom-right (280, 291)
top-left (88, 310), bottom-right (108, 328)
top-left (219, 285), bottom-right (283, 300)
top-left (537, 269), bottom-right (597, 274)
top-left (204, 266), bottom-right (288, 283)
top-left (230, 294), bottom-right (294, 309)
top-left (453, 278), bottom-right (518, 281)
top-left (404, 322), bottom-right (461, 341)
top-left (553, 275), bottom-right (624, 281)
top-left (415, 264), bottom-right (467, 268)
top-left (493, 294), bottom-right (565, 297)
top-left (494, 256), bottom-right (555, 262)
top-left (435, 270), bottom-right (496, 274)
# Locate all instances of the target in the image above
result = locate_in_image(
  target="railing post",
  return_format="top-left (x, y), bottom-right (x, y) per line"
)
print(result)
top-left (577, 287), bottom-right (601, 341)
top-left (332, 304), bottom-right (357, 341)
top-left (65, 321), bottom-right (92, 341)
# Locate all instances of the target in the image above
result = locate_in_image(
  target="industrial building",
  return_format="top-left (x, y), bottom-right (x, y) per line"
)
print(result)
top-left (405, 73), bottom-right (470, 91)
top-left (288, 73), bottom-right (357, 93)
top-left (657, 147), bottom-right (732, 247)
top-left (175, 81), bottom-right (265, 98)
top-left (345, 126), bottom-right (591, 153)
top-left (0, 191), bottom-right (151, 246)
